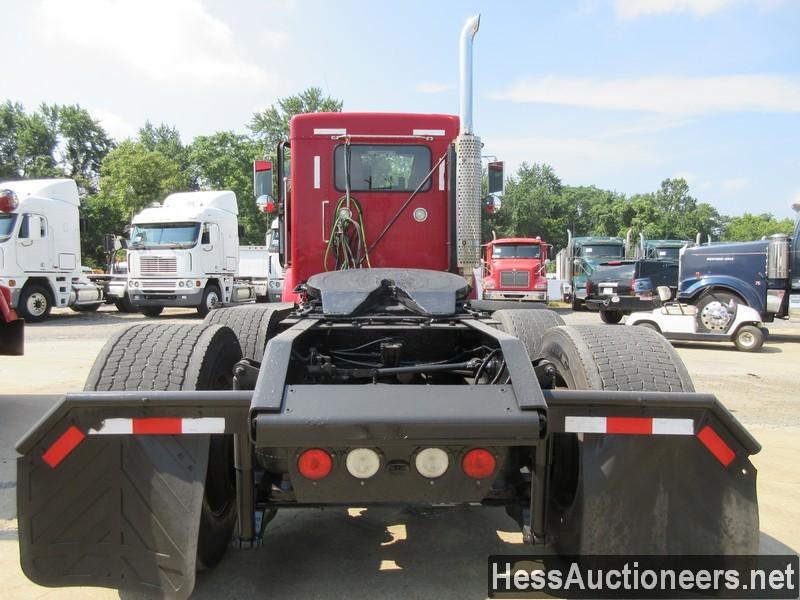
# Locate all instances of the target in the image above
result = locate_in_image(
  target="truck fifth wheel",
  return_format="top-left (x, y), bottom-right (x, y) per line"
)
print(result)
top-left (16, 15), bottom-right (759, 600)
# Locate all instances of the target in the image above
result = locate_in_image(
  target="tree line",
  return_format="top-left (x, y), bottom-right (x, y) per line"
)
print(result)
top-left (483, 163), bottom-right (795, 252)
top-left (0, 93), bottom-right (794, 268)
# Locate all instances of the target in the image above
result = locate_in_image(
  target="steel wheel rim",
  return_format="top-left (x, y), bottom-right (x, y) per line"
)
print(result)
top-left (26, 292), bottom-right (47, 317)
top-left (206, 291), bottom-right (219, 310)
top-left (739, 331), bottom-right (755, 348)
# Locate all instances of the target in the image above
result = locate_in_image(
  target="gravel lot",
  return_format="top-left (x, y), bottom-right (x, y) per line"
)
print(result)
top-left (1, 305), bottom-right (798, 599)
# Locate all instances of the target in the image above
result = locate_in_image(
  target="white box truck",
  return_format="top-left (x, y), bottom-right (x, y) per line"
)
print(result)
top-left (127, 190), bottom-right (255, 317)
top-left (0, 179), bottom-right (103, 322)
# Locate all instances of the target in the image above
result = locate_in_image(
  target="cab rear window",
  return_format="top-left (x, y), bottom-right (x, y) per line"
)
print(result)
top-left (334, 144), bottom-right (432, 192)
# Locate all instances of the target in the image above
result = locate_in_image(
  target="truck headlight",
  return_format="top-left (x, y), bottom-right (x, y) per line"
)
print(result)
top-left (178, 281), bottom-right (185, 287)
top-left (483, 279), bottom-right (495, 290)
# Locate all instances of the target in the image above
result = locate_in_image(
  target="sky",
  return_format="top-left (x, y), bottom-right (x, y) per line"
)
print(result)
top-left (2, 0), bottom-right (799, 218)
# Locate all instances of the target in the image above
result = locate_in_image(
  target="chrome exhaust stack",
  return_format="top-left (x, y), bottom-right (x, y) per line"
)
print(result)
top-left (455, 14), bottom-right (482, 273)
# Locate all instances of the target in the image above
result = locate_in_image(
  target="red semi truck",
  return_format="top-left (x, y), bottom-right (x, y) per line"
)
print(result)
top-left (481, 237), bottom-right (549, 302)
top-left (16, 16), bottom-right (759, 600)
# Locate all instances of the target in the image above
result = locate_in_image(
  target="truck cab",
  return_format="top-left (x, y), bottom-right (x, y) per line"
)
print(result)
top-left (481, 237), bottom-right (549, 302)
top-left (558, 233), bottom-right (626, 309)
top-left (639, 238), bottom-right (688, 262)
top-left (678, 225), bottom-right (799, 322)
top-left (127, 191), bottom-right (255, 317)
top-left (0, 179), bottom-right (103, 322)
top-left (269, 112), bottom-right (461, 300)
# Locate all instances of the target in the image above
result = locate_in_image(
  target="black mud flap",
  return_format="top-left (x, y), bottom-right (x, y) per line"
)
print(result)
top-left (546, 392), bottom-right (760, 554)
top-left (18, 432), bottom-right (209, 599)
top-left (0, 318), bottom-right (24, 355)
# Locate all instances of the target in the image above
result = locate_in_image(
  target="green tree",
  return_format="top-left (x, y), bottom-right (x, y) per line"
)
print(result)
top-left (188, 132), bottom-right (265, 244)
top-left (249, 87), bottom-right (343, 149)
top-left (43, 104), bottom-right (113, 195)
top-left (138, 121), bottom-right (192, 184)
top-left (721, 213), bottom-right (795, 241)
top-left (83, 141), bottom-right (186, 265)
top-left (0, 101), bottom-right (59, 179)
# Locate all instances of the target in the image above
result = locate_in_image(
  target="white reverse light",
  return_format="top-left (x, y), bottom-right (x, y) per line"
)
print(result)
top-left (346, 448), bottom-right (381, 479)
top-left (415, 447), bottom-right (449, 478)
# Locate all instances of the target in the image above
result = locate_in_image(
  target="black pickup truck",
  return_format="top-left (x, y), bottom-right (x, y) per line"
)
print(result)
top-left (585, 259), bottom-right (679, 323)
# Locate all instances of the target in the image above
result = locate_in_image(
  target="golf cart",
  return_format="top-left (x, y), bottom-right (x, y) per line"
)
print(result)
top-left (627, 286), bottom-right (767, 352)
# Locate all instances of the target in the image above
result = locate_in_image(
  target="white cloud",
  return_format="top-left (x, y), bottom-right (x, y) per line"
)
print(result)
top-left (490, 135), bottom-right (662, 182)
top-left (92, 109), bottom-right (137, 142)
top-left (721, 177), bottom-right (750, 190)
top-left (791, 192), bottom-right (800, 213)
top-left (34, 0), bottom-right (271, 89)
top-left (492, 75), bottom-right (800, 115)
top-left (415, 82), bottom-right (453, 94)
top-left (614, 0), bottom-right (738, 19)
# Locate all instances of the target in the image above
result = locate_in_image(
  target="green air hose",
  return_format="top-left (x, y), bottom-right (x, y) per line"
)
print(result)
top-left (324, 195), bottom-right (372, 271)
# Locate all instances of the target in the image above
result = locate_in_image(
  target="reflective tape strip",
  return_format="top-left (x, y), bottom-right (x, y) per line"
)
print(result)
top-left (438, 162), bottom-right (445, 191)
top-left (313, 156), bottom-right (321, 189)
top-left (42, 426), bottom-right (86, 468)
top-left (653, 418), bottom-right (694, 435)
top-left (413, 129), bottom-right (446, 136)
top-left (564, 416), bottom-right (694, 436)
top-left (697, 425), bottom-right (736, 466)
top-left (89, 417), bottom-right (225, 435)
top-left (564, 416), bottom-right (606, 433)
top-left (89, 418), bottom-right (132, 434)
top-left (181, 417), bottom-right (226, 434)
top-left (314, 128), bottom-right (346, 135)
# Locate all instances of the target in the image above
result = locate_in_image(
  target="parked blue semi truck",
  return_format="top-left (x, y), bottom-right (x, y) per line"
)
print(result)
top-left (678, 207), bottom-right (800, 323)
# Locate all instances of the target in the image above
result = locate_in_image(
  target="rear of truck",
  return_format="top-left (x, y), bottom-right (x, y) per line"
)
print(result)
top-left (15, 279), bottom-right (760, 600)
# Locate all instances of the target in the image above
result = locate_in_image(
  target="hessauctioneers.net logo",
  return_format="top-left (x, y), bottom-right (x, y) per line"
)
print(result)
top-left (488, 555), bottom-right (799, 599)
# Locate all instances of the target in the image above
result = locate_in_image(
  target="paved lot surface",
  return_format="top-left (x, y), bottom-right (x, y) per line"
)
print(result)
top-left (1, 305), bottom-right (798, 599)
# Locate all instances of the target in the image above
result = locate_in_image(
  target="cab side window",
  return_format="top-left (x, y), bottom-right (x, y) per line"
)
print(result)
top-left (18, 214), bottom-right (47, 239)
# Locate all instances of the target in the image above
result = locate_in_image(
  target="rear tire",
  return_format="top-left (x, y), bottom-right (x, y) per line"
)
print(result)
top-left (85, 323), bottom-right (242, 569)
top-left (734, 325), bottom-right (764, 352)
top-left (471, 299), bottom-right (546, 312)
top-left (204, 303), bottom-right (290, 361)
top-left (139, 305), bottom-right (164, 318)
top-left (599, 309), bottom-right (623, 324)
top-left (18, 284), bottom-right (52, 323)
top-left (571, 297), bottom-right (583, 311)
top-left (492, 309), bottom-right (565, 360)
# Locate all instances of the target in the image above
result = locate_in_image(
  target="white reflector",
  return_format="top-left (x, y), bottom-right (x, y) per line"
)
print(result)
top-left (346, 448), bottom-right (381, 479)
top-left (415, 447), bottom-right (449, 479)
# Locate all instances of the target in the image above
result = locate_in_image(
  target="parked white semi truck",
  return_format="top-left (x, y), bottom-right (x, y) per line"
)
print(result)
top-left (0, 179), bottom-right (103, 322)
top-left (127, 190), bottom-right (255, 317)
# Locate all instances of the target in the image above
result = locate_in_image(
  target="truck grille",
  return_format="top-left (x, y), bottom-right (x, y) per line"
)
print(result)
top-left (499, 271), bottom-right (530, 288)
top-left (139, 256), bottom-right (178, 274)
top-left (140, 280), bottom-right (177, 289)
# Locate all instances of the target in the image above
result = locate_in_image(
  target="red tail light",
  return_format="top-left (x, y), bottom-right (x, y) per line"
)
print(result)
top-left (297, 448), bottom-right (333, 480)
top-left (462, 448), bottom-right (496, 479)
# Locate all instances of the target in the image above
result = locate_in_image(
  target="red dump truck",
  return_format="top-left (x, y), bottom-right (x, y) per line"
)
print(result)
top-left (16, 16), bottom-right (759, 600)
top-left (482, 237), bottom-right (549, 302)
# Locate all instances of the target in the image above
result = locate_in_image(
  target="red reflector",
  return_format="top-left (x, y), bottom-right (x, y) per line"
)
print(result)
top-left (462, 448), bottom-right (496, 479)
top-left (42, 426), bottom-right (86, 468)
top-left (697, 425), bottom-right (736, 466)
top-left (254, 160), bottom-right (272, 172)
top-left (132, 418), bottom-right (182, 435)
top-left (298, 448), bottom-right (333, 480)
top-left (264, 201), bottom-right (276, 213)
top-left (607, 417), bottom-right (653, 435)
